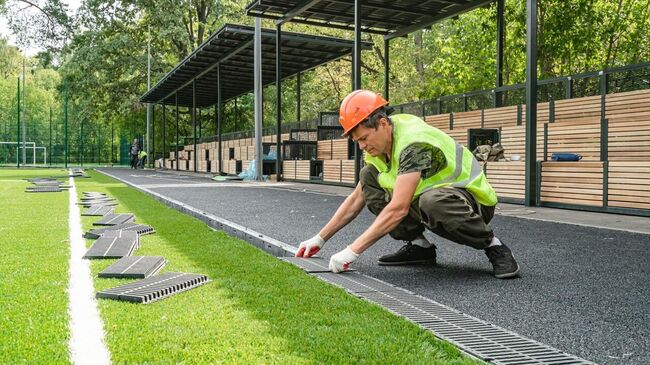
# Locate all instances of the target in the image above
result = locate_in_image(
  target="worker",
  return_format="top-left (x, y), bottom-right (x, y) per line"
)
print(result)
top-left (137, 149), bottom-right (148, 168)
top-left (296, 90), bottom-right (519, 279)
top-left (130, 139), bottom-right (140, 169)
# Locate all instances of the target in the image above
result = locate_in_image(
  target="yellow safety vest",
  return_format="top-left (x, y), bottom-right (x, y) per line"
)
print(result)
top-left (364, 114), bottom-right (497, 206)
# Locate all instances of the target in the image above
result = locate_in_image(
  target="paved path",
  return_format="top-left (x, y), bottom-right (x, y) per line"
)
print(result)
top-left (100, 168), bottom-right (649, 365)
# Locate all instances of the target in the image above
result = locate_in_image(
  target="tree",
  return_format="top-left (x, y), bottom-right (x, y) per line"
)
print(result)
top-left (1, 0), bottom-right (73, 52)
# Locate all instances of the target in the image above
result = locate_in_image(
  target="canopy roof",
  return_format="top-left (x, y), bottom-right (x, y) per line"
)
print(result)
top-left (246, 0), bottom-right (493, 38)
top-left (140, 23), bottom-right (371, 107)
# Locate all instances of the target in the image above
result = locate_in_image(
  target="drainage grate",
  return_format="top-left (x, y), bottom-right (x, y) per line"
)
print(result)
top-left (355, 291), bottom-right (594, 365)
top-left (79, 200), bottom-right (118, 207)
top-left (28, 178), bottom-right (60, 183)
top-left (93, 213), bottom-right (135, 226)
top-left (98, 256), bottom-right (167, 279)
top-left (83, 231), bottom-right (140, 259)
top-left (313, 272), bottom-right (402, 293)
top-left (82, 205), bottom-right (114, 216)
top-left (85, 223), bottom-right (155, 239)
top-left (80, 197), bottom-right (115, 203)
top-left (26, 186), bottom-right (64, 193)
top-left (280, 257), bottom-right (355, 272)
top-left (32, 181), bottom-right (65, 186)
top-left (96, 272), bottom-right (210, 304)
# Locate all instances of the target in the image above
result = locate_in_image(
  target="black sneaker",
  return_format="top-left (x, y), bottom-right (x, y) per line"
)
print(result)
top-left (378, 242), bottom-right (437, 266)
top-left (485, 244), bottom-right (520, 279)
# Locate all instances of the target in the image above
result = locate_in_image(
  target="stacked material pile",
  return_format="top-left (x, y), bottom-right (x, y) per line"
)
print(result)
top-left (79, 190), bottom-right (209, 304)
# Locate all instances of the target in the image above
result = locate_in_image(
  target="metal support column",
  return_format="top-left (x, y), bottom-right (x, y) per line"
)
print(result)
top-left (175, 93), bottom-right (179, 171)
top-left (49, 107), bottom-right (52, 166)
top-left (21, 59), bottom-right (26, 165)
top-left (151, 103), bottom-right (155, 168)
top-left (254, 17), bottom-right (264, 181)
top-left (296, 72), bottom-right (301, 122)
top-left (384, 38), bottom-right (390, 100)
top-left (524, 0), bottom-right (538, 206)
top-left (16, 77), bottom-right (20, 168)
top-left (217, 64), bottom-right (223, 174)
top-left (64, 80), bottom-right (68, 168)
top-left (111, 123), bottom-right (114, 165)
top-left (162, 102), bottom-right (166, 168)
top-left (192, 80), bottom-right (197, 172)
top-left (495, 0), bottom-right (505, 107)
top-left (80, 117), bottom-right (84, 167)
top-left (276, 24), bottom-right (283, 181)
top-left (353, 0), bottom-right (362, 184)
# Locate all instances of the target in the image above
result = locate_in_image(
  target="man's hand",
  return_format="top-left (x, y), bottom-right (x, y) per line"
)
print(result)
top-left (329, 246), bottom-right (360, 273)
top-left (295, 234), bottom-right (326, 258)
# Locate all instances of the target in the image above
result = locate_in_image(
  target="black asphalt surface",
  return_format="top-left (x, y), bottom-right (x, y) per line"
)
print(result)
top-left (99, 168), bottom-right (649, 365)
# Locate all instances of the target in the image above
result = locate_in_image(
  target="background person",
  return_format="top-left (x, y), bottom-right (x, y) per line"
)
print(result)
top-left (137, 149), bottom-right (148, 168)
top-left (296, 90), bottom-right (520, 279)
top-left (130, 138), bottom-right (140, 169)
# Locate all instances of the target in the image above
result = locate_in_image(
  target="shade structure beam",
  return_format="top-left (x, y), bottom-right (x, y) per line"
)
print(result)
top-left (275, 0), bottom-right (322, 26)
top-left (154, 38), bottom-right (254, 104)
top-left (276, 24), bottom-right (283, 181)
top-left (385, 0), bottom-right (494, 40)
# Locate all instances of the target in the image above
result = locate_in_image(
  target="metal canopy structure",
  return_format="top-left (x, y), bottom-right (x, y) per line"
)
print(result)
top-left (246, 0), bottom-right (493, 39)
top-left (140, 23), bottom-right (369, 107)
top-left (247, 0), bottom-right (500, 184)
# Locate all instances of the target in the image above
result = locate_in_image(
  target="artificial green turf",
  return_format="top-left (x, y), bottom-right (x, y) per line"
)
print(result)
top-left (0, 169), bottom-right (71, 364)
top-left (77, 170), bottom-right (480, 365)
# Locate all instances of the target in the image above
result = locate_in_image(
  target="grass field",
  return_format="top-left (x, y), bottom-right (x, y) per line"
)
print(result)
top-left (2, 168), bottom-right (478, 364)
top-left (0, 169), bottom-right (71, 363)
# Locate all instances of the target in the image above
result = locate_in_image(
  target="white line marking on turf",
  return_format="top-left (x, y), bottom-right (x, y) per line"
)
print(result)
top-left (67, 175), bottom-right (111, 365)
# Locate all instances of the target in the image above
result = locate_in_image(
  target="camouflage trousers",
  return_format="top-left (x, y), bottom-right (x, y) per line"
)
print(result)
top-left (360, 165), bottom-right (496, 250)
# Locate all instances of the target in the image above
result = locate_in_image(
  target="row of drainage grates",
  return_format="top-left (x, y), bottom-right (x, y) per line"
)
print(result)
top-left (24, 169), bottom-right (89, 192)
top-left (280, 256), bottom-right (595, 365)
top-left (98, 169), bottom-right (596, 364)
top-left (73, 176), bottom-right (209, 304)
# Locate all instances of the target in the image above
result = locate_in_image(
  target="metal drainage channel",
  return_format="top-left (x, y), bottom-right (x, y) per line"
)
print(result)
top-left (96, 272), bottom-right (209, 304)
top-left (93, 213), bottom-right (135, 226)
top-left (98, 256), bottom-right (167, 279)
top-left (83, 231), bottom-right (140, 259)
top-left (83, 205), bottom-right (114, 216)
top-left (85, 223), bottom-right (155, 239)
top-left (97, 169), bottom-right (595, 365)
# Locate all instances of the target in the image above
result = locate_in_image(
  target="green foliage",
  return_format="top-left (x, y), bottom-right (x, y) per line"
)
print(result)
top-left (3, 0), bottom-right (72, 52)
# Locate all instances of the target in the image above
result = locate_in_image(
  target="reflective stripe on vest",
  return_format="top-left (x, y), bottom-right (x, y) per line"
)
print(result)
top-left (364, 114), bottom-right (497, 206)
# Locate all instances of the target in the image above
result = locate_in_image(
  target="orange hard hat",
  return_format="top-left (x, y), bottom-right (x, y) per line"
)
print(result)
top-left (339, 90), bottom-right (388, 136)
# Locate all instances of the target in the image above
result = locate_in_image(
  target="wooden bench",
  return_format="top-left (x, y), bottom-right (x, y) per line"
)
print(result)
top-left (608, 115), bottom-right (650, 160)
top-left (283, 160), bottom-right (311, 181)
top-left (317, 139), bottom-right (350, 160)
top-left (451, 110), bottom-right (482, 130)
top-left (483, 105), bottom-right (520, 128)
top-left (608, 161), bottom-right (650, 210)
top-left (484, 162), bottom-right (525, 200)
top-left (424, 114), bottom-right (451, 129)
top-left (323, 160), bottom-right (355, 184)
top-left (605, 89), bottom-right (650, 119)
top-left (545, 118), bottom-right (601, 161)
top-left (540, 162), bottom-right (604, 206)
top-left (553, 95), bottom-right (601, 122)
top-left (498, 125), bottom-right (544, 160)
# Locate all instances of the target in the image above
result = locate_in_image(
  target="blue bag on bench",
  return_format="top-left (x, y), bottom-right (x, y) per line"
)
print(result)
top-left (551, 153), bottom-right (582, 161)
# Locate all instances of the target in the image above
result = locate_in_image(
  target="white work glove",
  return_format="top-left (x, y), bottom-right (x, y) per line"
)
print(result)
top-left (329, 246), bottom-right (360, 273)
top-left (295, 234), bottom-right (326, 258)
